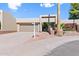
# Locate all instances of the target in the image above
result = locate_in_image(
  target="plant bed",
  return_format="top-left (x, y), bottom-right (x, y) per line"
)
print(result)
top-left (32, 32), bottom-right (52, 40)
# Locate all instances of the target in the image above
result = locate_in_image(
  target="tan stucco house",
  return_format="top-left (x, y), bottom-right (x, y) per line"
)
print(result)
top-left (16, 15), bottom-right (57, 32)
top-left (0, 10), bottom-right (57, 32)
top-left (2, 10), bottom-right (79, 32)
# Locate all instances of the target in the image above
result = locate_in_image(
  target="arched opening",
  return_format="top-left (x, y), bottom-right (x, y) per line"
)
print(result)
top-left (40, 15), bottom-right (57, 32)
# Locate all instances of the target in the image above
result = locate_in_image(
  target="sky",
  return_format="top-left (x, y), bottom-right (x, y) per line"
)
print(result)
top-left (0, 3), bottom-right (71, 20)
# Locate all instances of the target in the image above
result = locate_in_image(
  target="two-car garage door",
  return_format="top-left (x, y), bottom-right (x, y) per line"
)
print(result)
top-left (19, 24), bottom-right (39, 32)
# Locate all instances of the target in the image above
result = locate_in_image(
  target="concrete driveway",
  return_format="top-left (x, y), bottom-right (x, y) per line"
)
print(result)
top-left (0, 32), bottom-right (79, 56)
top-left (0, 32), bottom-right (33, 55)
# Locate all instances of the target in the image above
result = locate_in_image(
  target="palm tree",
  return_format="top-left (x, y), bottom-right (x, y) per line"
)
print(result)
top-left (56, 2), bottom-right (62, 35)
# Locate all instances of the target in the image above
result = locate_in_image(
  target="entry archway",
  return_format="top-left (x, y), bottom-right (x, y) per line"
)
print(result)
top-left (39, 15), bottom-right (57, 32)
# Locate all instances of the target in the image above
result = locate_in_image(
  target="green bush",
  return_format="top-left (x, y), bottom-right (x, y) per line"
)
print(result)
top-left (42, 22), bottom-right (55, 32)
top-left (0, 23), bottom-right (1, 29)
top-left (60, 23), bottom-right (65, 30)
top-left (42, 22), bottom-right (49, 32)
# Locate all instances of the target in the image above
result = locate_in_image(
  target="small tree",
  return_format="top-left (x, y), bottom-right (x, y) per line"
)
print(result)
top-left (69, 3), bottom-right (79, 29)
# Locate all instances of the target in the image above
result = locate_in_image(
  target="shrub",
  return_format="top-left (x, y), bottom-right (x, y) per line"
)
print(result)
top-left (60, 23), bottom-right (65, 30)
top-left (0, 22), bottom-right (1, 29)
top-left (42, 22), bottom-right (49, 32)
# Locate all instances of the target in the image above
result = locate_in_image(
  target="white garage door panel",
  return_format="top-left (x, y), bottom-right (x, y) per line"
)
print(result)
top-left (20, 24), bottom-right (38, 32)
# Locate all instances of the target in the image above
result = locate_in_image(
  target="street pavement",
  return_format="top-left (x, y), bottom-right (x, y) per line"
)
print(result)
top-left (45, 40), bottom-right (79, 56)
top-left (0, 32), bottom-right (79, 56)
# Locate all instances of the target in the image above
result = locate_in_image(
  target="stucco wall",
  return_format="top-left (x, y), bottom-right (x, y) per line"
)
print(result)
top-left (1, 11), bottom-right (17, 31)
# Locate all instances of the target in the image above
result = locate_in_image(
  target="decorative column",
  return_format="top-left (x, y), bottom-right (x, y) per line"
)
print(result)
top-left (48, 14), bottom-right (50, 25)
top-left (17, 24), bottom-right (20, 32)
top-left (39, 18), bottom-right (42, 32)
top-left (33, 22), bottom-right (36, 38)
top-left (55, 16), bottom-right (57, 25)
top-left (38, 24), bottom-right (40, 32)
